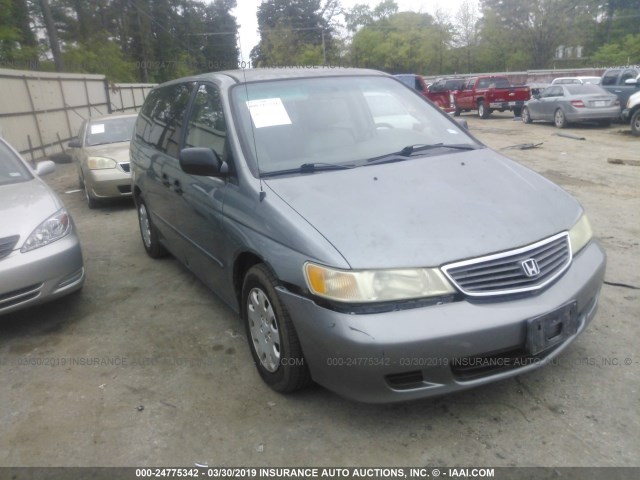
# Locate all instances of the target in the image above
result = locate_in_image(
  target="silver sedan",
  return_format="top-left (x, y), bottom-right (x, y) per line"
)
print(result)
top-left (522, 84), bottom-right (620, 128)
top-left (0, 137), bottom-right (85, 315)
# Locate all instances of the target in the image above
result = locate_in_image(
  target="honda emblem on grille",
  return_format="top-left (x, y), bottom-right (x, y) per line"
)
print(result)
top-left (521, 258), bottom-right (541, 277)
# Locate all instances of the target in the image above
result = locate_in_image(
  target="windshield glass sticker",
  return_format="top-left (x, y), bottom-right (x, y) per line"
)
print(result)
top-left (90, 124), bottom-right (105, 134)
top-left (246, 98), bottom-right (292, 128)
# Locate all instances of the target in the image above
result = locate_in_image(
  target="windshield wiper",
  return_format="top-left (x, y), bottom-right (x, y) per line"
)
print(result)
top-left (261, 162), bottom-right (356, 178)
top-left (365, 143), bottom-right (479, 166)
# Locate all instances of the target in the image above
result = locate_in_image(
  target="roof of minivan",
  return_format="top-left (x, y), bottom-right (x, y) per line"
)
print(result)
top-left (159, 67), bottom-right (388, 87)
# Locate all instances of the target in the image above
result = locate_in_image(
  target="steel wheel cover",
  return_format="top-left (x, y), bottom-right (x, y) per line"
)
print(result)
top-left (247, 287), bottom-right (281, 373)
top-left (139, 204), bottom-right (152, 248)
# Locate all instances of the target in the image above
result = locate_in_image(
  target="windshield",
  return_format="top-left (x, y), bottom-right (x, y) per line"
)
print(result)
top-left (85, 116), bottom-right (137, 147)
top-left (231, 76), bottom-right (478, 176)
top-left (0, 140), bottom-right (32, 186)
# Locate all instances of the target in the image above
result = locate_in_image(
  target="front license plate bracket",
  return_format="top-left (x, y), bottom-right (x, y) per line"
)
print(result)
top-left (526, 302), bottom-right (578, 356)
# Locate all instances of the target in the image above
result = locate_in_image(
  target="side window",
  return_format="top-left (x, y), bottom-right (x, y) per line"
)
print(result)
top-left (620, 69), bottom-right (638, 83)
top-left (184, 83), bottom-right (227, 156)
top-left (137, 83), bottom-right (195, 157)
top-left (601, 70), bottom-right (620, 86)
top-left (465, 78), bottom-right (476, 90)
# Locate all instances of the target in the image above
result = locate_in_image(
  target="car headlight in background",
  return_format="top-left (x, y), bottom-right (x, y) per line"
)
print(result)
top-left (87, 156), bottom-right (117, 169)
top-left (304, 263), bottom-right (455, 303)
top-left (569, 214), bottom-right (593, 255)
top-left (21, 209), bottom-right (72, 253)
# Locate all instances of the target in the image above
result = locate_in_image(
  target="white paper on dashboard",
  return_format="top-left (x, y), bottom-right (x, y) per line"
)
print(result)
top-left (246, 98), bottom-right (292, 128)
top-left (91, 124), bottom-right (105, 134)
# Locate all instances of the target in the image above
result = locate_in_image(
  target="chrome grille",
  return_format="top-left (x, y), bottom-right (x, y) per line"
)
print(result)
top-left (442, 233), bottom-right (571, 296)
top-left (0, 235), bottom-right (19, 259)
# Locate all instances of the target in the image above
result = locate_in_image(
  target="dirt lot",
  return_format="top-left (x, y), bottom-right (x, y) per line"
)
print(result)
top-left (1, 112), bottom-right (639, 468)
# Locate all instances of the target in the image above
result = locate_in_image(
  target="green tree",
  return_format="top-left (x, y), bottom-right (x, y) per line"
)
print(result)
top-left (252, 0), bottom-right (338, 66)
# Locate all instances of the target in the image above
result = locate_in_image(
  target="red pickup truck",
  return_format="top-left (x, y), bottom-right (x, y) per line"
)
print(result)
top-left (453, 76), bottom-right (530, 118)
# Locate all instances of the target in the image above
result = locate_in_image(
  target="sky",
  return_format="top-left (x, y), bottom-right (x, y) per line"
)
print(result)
top-left (232, 0), bottom-right (477, 63)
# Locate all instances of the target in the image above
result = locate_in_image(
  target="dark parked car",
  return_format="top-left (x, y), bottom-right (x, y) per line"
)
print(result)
top-left (394, 74), bottom-right (429, 96)
top-left (522, 84), bottom-right (620, 128)
top-left (0, 137), bottom-right (84, 315)
top-left (600, 67), bottom-right (640, 108)
top-left (130, 68), bottom-right (605, 403)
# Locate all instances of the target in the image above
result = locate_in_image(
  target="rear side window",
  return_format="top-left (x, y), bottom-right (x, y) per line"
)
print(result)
top-left (135, 82), bottom-right (195, 158)
top-left (184, 83), bottom-right (227, 156)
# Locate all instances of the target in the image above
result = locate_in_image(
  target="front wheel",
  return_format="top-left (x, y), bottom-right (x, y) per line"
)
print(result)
top-left (242, 264), bottom-right (311, 393)
top-left (137, 199), bottom-right (167, 258)
top-left (630, 110), bottom-right (640, 136)
top-left (522, 107), bottom-right (532, 124)
top-left (554, 108), bottom-right (568, 128)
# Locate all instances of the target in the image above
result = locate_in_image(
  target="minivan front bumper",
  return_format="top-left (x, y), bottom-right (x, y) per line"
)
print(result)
top-left (279, 241), bottom-right (605, 403)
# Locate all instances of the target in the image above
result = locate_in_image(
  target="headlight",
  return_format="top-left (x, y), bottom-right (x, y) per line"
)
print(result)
top-left (304, 262), bottom-right (455, 303)
top-left (568, 214), bottom-right (593, 254)
top-left (87, 156), bottom-right (117, 169)
top-left (21, 209), bottom-right (72, 253)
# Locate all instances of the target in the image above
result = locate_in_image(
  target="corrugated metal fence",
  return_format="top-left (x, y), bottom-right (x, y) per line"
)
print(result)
top-left (0, 68), bottom-right (155, 161)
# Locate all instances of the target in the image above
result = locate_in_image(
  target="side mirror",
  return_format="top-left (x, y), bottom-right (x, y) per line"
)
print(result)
top-left (35, 160), bottom-right (56, 176)
top-left (456, 119), bottom-right (469, 130)
top-left (68, 138), bottom-right (81, 148)
top-left (624, 78), bottom-right (639, 86)
top-left (179, 147), bottom-right (228, 177)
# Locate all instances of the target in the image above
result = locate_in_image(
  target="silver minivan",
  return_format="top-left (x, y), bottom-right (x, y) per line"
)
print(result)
top-left (130, 68), bottom-right (605, 403)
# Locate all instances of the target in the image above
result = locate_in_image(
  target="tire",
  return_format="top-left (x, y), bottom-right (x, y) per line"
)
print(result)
top-left (522, 107), bottom-right (532, 124)
top-left (82, 175), bottom-right (99, 209)
top-left (242, 264), bottom-right (311, 393)
top-left (630, 110), bottom-right (640, 137)
top-left (512, 107), bottom-right (522, 117)
top-left (137, 198), bottom-right (167, 258)
top-left (478, 100), bottom-right (490, 119)
top-left (554, 108), bottom-right (568, 128)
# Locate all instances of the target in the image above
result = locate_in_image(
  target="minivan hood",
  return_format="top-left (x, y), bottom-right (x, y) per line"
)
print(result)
top-left (85, 142), bottom-right (130, 162)
top-left (0, 178), bottom-right (61, 246)
top-left (265, 149), bottom-right (581, 269)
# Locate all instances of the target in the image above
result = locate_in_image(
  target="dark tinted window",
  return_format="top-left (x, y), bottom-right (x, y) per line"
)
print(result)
top-left (184, 84), bottom-right (227, 156)
top-left (601, 70), bottom-right (621, 86)
top-left (0, 140), bottom-right (32, 186)
top-left (135, 82), bottom-right (195, 157)
top-left (620, 69), bottom-right (639, 83)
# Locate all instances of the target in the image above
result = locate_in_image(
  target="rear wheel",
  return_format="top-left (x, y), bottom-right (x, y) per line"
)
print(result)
top-left (137, 199), bottom-right (167, 258)
top-left (242, 264), bottom-right (311, 393)
top-left (522, 107), bottom-right (532, 124)
top-left (630, 110), bottom-right (640, 136)
top-left (478, 100), bottom-right (490, 119)
top-left (554, 108), bottom-right (568, 128)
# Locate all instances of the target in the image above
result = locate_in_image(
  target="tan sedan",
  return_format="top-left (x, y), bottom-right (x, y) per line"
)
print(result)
top-left (68, 113), bottom-right (137, 208)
